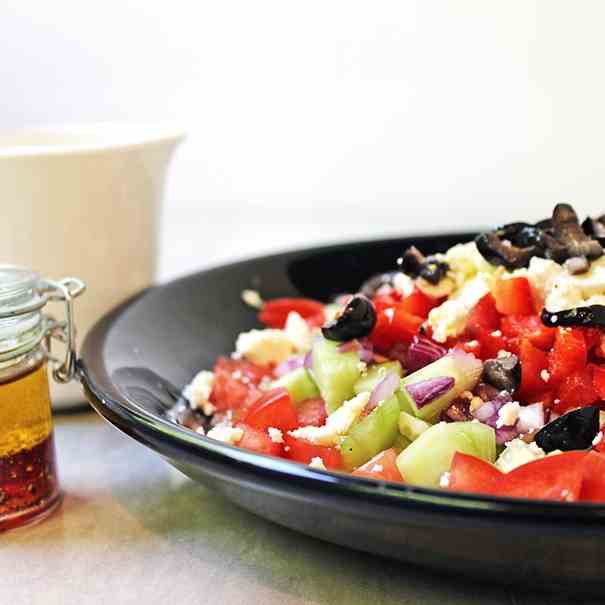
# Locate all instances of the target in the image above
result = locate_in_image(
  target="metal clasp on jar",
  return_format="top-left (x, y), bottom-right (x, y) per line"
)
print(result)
top-left (0, 277), bottom-right (86, 383)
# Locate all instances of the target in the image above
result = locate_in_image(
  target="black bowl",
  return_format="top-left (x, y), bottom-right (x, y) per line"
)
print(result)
top-left (79, 234), bottom-right (605, 594)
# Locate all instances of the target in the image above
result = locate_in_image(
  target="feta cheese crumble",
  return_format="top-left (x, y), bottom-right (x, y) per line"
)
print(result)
top-left (495, 438), bottom-right (546, 473)
top-left (267, 427), bottom-right (284, 444)
top-left (540, 369), bottom-right (551, 383)
top-left (288, 392), bottom-right (370, 446)
top-left (184, 370), bottom-right (215, 416)
top-left (241, 289), bottom-right (263, 309)
top-left (206, 425), bottom-right (244, 445)
top-left (593, 431), bottom-right (603, 447)
top-left (236, 328), bottom-right (295, 365)
top-left (309, 456), bottom-right (327, 470)
top-left (496, 401), bottom-right (520, 428)
top-left (284, 311), bottom-right (313, 352)
top-left (439, 472), bottom-right (451, 488)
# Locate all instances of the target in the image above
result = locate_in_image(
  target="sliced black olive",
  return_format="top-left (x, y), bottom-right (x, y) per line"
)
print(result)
top-left (398, 246), bottom-right (449, 285)
top-left (541, 305), bottom-right (605, 328)
top-left (475, 232), bottom-right (539, 269)
top-left (582, 215), bottom-right (605, 247)
top-left (534, 406), bottom-right (600, 453)
top-left (322, 295), bottom-right (377, 342)
top-left (359, 271), bottom-right (399, 298)
top-left (551, 203), bottom-right (603, 262)
top-left (482, 355), bottom-right (521, 393)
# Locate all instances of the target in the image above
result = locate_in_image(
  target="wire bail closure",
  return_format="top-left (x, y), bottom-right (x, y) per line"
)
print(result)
top-left (0, 277), bottom-right (86, 383)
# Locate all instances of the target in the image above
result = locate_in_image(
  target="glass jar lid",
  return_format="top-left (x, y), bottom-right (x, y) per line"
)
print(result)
top-left (0, 265), bottom-right (86, 382)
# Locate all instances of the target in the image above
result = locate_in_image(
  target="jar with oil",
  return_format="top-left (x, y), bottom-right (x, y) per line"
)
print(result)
top-left (0, 266), bottom-right (84, 530)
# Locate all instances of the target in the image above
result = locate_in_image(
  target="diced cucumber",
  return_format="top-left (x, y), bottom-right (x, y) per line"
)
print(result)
top-left (396, 385), bottom-right (416, 415)
top-left (353, 361), bottom-right (403, 395)
top-left (272, 367), bottom-right (319, 404)
top-left (393, 433), bottom-right (412, 453)
top-left (398, 411), bottom-right (431, 442)
top-left (402, 351), bottom-right (482, 422)
top-left (396, 421), bottom-right (496, 487)
top-left (312, 337), bottom-right (362, 413)
top-left (340, 395), bottom-right (400, 470)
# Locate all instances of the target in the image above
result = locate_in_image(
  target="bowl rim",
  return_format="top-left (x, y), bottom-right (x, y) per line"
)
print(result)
top-left (78, 233), bottom-right (605, 522)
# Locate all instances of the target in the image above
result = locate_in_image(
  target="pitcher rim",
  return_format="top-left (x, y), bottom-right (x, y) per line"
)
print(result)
top-left (0, 122), bottom-right (186, 157)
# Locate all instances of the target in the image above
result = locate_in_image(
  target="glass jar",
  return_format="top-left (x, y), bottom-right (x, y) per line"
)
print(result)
top-left (0, 266), bottom-right (85, 531)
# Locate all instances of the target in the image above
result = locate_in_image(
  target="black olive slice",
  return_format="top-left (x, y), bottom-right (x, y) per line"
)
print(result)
top-left (541, 305), bottom-right (605, 328)
top-left (359, 271), bottom-right (399, 298)
top-left (398, 246), bottom-right (450, 285)
top-left (551, 203), bottom-right (603, 262)
top-left (475, 232), bottom-right (540, 269)
top-left (482, 355), bottom-right (521, 393)
top-left (582, 216), bottom-right (605, 247)
top-left (534, 406), bottom-right (600, 453)
top-left (322, 295), bottom-right (377, 342)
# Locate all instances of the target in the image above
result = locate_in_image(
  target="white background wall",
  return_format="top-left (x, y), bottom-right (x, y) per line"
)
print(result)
top-left (2, 1), bottom-right (605, 280)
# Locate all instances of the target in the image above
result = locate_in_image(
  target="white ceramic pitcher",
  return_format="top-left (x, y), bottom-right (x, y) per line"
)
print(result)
top-left (0, 124), bottom-right (185, 408)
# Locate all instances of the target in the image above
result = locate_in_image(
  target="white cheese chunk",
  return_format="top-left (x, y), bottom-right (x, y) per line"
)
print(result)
top-left (267, 427), bottom-right (284, 444)
top-left (392, 272), bottom-right (415, 297)
top-left (184, 370), bottom-right (215, 415)
top-left (309, 456), bottom-right (327, 470)
top-left (288, 392), bottom-right (370, 446)
top-left (495, 438), bottom-right (546, 473)
top-left (235, 328), bottom-right (295, 365)
top-left (495, 401), bottom-right (520, 428)
top-left (284, 311), bottom-right (313, 352)
top-left (206, 425), bottom-right (244, 445)
top-left (427, 273), bottom-right (492, 342)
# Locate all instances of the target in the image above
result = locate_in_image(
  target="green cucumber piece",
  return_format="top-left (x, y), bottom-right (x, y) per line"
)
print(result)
top-left (340, 395), bottom-right (400, 470)
top-left (393, 433), bottom-right (412, 453)
top-left (311, 338), bottom-right (362, 413)
top-left (396, 386), bottom-right (416, 415)
top-left (402, 351), bottom-right (482, 422)
top-left (272, 367), bottom-right (319, 404)
top-left (396, 421), bottom-right (496, 487)
top-left (353, 361), bottom-right (403, 395)
top-left (398, 411), bottom-right (431, 441)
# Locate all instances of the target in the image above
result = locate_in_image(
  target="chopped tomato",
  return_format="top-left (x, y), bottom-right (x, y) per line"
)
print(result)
top-left (243, 388), bottom-right (298, 431)
top-left (583, 328), bottom-right (603, 352)
top-left (237, 424), bottom-right (284, 457)
top-left (258, 298), bottom-right (325, 329)
top-left (493, 277), bottom-right (534, 316)
top-left (526, 390), bottom-right (555, 409)
top-left (399, 289), bottom-right (440, 319)
top-left (352, 449), bottom-right (403, 482)
top-left (296, 398), bottom-right (327, 427)
top-left (593, 431), bottom-right (605, 454)
top-left (477, 329), bottom-right (508, 360)
top-left (548, 328), bottom-right (587, 385)
top-left (555, 367), bottom-right (598, 413)
top-left (465, 294), bottom-right (501, 337)
top-left (500, 314), bottom-right (556, 350)
top-left (368, 304), bottom-right (424, 352)
top-left (580, 451), bottom-right (605, 502)
top-left (518, 339), bottom-right (549, 398)
top-left (210, 357), bottom-right (272, 413)
top-left (497, 451), bottom-right (586, 501)
top-left (592, 363), bottom-right (605, 400)
top-left (448, 452), bottom-right (502, 495)
top-left (373, 291), bottom-right (401, 313)
top-left (283, 434), bottom-right (342, 469)
top-left (453, 339), bottom-right (482, 358)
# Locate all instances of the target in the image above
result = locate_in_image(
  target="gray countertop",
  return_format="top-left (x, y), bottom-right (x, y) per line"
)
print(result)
top-left (1, 412), bottom-right (594, 604)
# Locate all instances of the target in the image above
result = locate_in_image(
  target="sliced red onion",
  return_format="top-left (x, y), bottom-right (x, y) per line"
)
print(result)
top-left (406, 376), bottom-right (455, 409)
top-left (369, 371), bottom-right (400, 407)
top-left (274, 356), bottom-right (305, 377)
top-left (517, 402), bottom-right (545, 434)
top-left (358, 348), bottom-right (374, 363)
top-left (304, 350), bottom-right (313, 370)
top-left (472, 391), bottom-right (512, 428)
top-left (406, 337), bottom-right (447, 373)
top-left (448, 349), bottom-right (484, 386)
top-left (495, 425), bottom-right (520, 446)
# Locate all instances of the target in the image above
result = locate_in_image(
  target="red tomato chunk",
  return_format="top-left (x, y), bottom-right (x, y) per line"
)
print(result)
top-left (259, 298), bottom-right (325, 329)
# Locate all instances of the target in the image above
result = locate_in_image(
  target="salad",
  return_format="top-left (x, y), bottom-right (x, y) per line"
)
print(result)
top-left (176, 203), bottom-right (605, 503)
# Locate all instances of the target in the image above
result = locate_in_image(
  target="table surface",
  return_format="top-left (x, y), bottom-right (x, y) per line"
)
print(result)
top-left (2, 412), bottom-right (598, 605)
